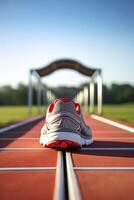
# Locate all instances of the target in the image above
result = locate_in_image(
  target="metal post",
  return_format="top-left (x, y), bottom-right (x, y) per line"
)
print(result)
top-left (43, 85), bottom-right (47, 106)
top-left (76, 93), bottom-right (78, 102)
top-left (77, 92), bottom-right (80, 103)
top-left (40, 82), bottom-right (44, 114)
top-left (49, 90), bottom-right (52, 102)
top-left (81, 90), bottom-right (84, 110)
top-left (84, 86), bottom-right (88, 113)
top-left (90, 80), bottom-right (95, 113)
top-left (46, 90), bottom-right (50, 105)
top-left (28, 70), bottom-right (33, 116)
top-left (37, 79), bottom-right (41, 114)
top-left (97, 71), bottom-right (103, 114)
top-left (32, 70), bottom-right (42, 114)
top-left (79, 91), bottom-right (82, 105)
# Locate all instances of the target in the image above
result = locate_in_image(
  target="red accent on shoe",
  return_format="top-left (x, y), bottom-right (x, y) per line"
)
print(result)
top-left (48, 103), bottom-right (55, 113)
top-left (44, 139), bottom-right (81, 149)
top-left (60, 141), bottom-right (68, 149)
top-left (75, 103), bottom-right (81, 114)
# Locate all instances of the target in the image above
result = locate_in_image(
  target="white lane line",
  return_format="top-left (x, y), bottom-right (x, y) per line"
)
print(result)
top-left (0, 148), bottom-right (47, 151)
top-left (93, 131), bottom-right (127, 133)
top-left (1, 147), bottom-right (134, 151)
top-left (1, 137), bottom-right (134, 140)
top-left (74, 167), bottom-right (134, 171)
top-left (91, 114), bottom-right (134, 133)
top-left (80, 148), bottom-right (134, 151)
top-left (1, 137), bottom-right (134, 141)
top-left (0, 167), bottom-right (56, 172)
top-left (0, 115), bottom-right (44, 134)
top-left (93, 137), bottom-right (134, 140)
top-left (54, 151), bottom-right (65, 200)
top-left (66, 152), bottom-right (82, 200)
top-left (0, 138), bottom-right (39, 140)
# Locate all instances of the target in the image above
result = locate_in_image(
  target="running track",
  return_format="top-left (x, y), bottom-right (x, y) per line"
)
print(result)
top-left (0, 115), bottom-right (134, 200)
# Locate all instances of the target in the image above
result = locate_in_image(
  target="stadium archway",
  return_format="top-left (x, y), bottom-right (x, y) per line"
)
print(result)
top-left (28, 59), bottom-right (103, 115)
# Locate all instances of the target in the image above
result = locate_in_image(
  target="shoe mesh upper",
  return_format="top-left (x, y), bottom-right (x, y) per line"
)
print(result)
top-left (43, 99), bottom-right (92, 140)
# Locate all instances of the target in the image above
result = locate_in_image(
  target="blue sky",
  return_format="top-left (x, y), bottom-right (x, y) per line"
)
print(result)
top-left (0, 0), bottom-right (134, 87)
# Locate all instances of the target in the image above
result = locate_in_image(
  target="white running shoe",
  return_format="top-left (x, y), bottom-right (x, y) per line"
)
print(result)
top-left (40, 98), bottom-right (93, 149)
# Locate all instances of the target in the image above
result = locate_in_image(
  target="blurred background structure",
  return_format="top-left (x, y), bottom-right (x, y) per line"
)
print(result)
top-left (28, 59), bottom-right (102, 115)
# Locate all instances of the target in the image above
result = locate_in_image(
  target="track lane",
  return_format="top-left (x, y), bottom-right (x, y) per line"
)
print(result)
top-left (76, 171), bottom-right (134, 200)
top-left (84, 115), bottom-right (133, 133)
top-left (0, 117), bottom-right (57, 200)
top-left (0, 172), bottom-right (55, 200)
top-left (72, 151), bottom-right (134, 167)
top-left (0, 115), bottom-right (134, 199)
top-left (0, 139), bottom-right (42, 148)
top-left (0, 150), bottom-right (57, 167)
top-left (73, 115), bottom-right (134, 200)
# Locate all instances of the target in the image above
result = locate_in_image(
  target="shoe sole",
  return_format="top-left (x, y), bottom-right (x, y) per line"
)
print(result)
top-left (44, 139), bottom-right (81, 149)
top-left (40, 135), bottom-right (93, 146)
top-left (40, 131), bottom-right (82, 149)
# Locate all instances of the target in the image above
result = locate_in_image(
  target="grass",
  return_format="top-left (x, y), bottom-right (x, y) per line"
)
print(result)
top-left (0, 103), bottom-right (134, 126)
top-left (102, 103), bottom-right (134, 124)
top-left (0, 106), bottom-right (47, 126)
top-left (83, 103), bottom-right (134, 124)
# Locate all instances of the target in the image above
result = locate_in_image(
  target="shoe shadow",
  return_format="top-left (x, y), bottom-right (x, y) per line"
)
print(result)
top-left (72, 140), bottom-right (134, 158)
top-left (88, 140), bottom-right (134, 148)
top-left (0, 118), bottom-right (43, 150)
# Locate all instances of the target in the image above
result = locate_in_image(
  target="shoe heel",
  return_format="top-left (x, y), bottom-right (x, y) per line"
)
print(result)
top-left (45, 139), bottom-right (81, 149)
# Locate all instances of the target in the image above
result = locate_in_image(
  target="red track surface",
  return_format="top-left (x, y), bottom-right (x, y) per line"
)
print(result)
top-left (73, 116), bottom-right (134, 200)
top-left (0, 172), bottom-right (55, 200)
top-left (76, 171), bottom-right (134, 200)
top-left (0, 120), bottom-right (57, 200)
top-left (0, 115), bottom-right (134, 199)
